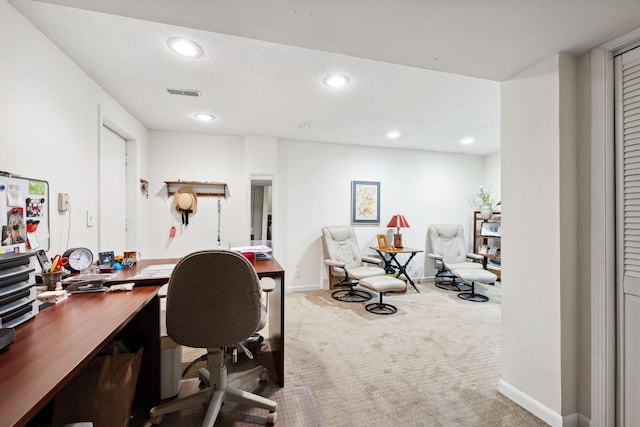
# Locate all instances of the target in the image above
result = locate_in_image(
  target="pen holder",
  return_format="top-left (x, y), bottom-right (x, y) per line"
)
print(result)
top-left (42, 271), bottom-right (63, 291)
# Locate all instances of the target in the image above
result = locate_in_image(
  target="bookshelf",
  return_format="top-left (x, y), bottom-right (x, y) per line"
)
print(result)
top-left (473, 211), bottom-right (501, 280)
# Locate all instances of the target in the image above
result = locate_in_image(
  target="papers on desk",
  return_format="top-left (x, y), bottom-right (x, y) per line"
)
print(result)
top-left (62, 272), bottom-right (117, 283)
top-left (128, 264), bottom-right (176, 281)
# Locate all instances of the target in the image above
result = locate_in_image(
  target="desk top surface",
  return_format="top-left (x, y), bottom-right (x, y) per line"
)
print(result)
top-left (0, 286), bottom-right (159, 427)
top-left (110, 257), bottom-right (284, 285)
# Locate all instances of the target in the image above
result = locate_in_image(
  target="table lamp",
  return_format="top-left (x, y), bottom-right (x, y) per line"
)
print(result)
top-left (387, 214), bottom-right (409, 248)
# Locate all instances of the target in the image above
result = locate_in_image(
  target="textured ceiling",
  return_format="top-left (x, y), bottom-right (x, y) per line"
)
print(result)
top-left (8, 0), bottom-right (640, 155)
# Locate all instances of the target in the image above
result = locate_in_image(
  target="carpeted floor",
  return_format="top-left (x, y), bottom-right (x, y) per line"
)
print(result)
top-left (155, 280), bottom-right (549, 426)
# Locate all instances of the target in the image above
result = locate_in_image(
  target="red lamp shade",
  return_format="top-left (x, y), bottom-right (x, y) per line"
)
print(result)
top-left (387, 215), bottom-right (409, 248)
top-left (386, 215), bottom-right (410, 230)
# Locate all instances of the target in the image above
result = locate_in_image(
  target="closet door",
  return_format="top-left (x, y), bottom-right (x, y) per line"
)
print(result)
top-left (615, 45), bottom-right (640, 426)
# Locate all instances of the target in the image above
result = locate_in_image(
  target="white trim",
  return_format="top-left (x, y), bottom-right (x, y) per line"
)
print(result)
top-left (285, 284), bottom-right (324, 292)
top-left (498, 379), bottom-right (563, 426)
top-left (590, 26), bottom-right (640, 426)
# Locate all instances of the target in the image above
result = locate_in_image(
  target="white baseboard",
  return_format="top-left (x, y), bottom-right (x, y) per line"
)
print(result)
top-left (285, 284), bottom-right (323, 292)
top-left (498, 379), bottom-right (563, 426)
top-left (498, 380), bottom-right (590, 427)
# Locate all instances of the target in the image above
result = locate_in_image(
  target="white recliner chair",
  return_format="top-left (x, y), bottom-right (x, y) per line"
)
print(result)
top-left (321, 225), bottom-right (385, 302)
top-left (425, 224), bottom-right (484, 292)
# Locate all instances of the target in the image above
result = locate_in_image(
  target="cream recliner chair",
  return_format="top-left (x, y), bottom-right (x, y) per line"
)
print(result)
top-left (322, 225), bottom-right (385, 302)
top-left (149, 250), bottom-right (277, 426)
top-left (425, 224), bottom-right (484, 291)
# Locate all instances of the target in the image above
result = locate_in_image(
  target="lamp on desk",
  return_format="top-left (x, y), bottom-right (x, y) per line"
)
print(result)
top-left (387, 214), bottom-right (409, 248)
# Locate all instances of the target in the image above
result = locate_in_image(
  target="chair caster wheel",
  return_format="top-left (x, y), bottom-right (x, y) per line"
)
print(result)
top-left (150, 415), bottom-right (163, 424)
top-left (266, 410), bottom-right (277, 424)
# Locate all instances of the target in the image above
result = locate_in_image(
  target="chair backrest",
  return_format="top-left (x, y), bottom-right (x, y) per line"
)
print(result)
top-left (427, 224), bottom-right (468, 264)
top-left (321, 225), bottom-right (363, 270)
top-left (165, 250), bottom-right (262, 348)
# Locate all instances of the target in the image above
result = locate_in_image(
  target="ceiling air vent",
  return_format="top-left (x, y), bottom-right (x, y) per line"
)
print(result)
top-left (167, 88), bottom-right (201, 97)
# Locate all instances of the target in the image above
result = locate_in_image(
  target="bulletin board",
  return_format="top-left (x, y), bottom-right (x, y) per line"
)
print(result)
top-left (0, 173), bottom-right (49, 254)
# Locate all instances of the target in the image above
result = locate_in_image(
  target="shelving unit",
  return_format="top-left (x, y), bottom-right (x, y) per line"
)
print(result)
top-left (473, 211), bottom-right (501, 280)
top-left (164, 181), bottom-right (229, 198)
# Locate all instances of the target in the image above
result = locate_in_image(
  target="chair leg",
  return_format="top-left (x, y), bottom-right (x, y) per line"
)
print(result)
top-left (365, 292), bottom-right (398, 315)
top-left (457, 281), bottom-right (489, 302)
top-left (149, 347), bottom-right (277, 425)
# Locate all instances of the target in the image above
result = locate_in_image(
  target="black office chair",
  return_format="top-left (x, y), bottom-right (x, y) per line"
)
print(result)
top-left (149, 250), bottom-right (277, 426)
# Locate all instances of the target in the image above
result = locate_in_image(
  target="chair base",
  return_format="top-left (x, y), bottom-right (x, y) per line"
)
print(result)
top-left (149, 348), bottom-right (277, 426)
top-left (332, 287), bottom-right (372, 302)
top-left (365, 301), bottom-right (398, 315)
top-left (435, 281), bottom-right (471, 292)
top-left (457, 282), bottom-right (489, 302)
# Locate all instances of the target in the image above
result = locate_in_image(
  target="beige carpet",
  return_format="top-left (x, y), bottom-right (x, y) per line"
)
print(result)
top-left (158, 281), bottom-right (549, 426)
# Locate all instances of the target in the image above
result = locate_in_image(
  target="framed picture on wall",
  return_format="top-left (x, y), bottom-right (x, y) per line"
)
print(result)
top-left (351, 181), bottom-right (380, 224)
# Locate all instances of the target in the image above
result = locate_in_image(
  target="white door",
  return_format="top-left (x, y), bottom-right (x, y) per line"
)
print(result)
top-left (615, 45), bottom-right (640, 426)
top-left (99, 125), bottom-right (127, 254)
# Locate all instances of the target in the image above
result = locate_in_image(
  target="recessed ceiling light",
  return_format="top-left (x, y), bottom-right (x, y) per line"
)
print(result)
top-left (387, 131), bottom-right (401, 139)
top-left (194, 113), bottom-right (215, 122)
top-left (323, 74), bottom-right (350, 88)
top-left (298, 123), bottom-right (313, 129)
top-left (167, 37), bottom-right (203, 58)
top-left (460, 137), bottom-right (475, 145)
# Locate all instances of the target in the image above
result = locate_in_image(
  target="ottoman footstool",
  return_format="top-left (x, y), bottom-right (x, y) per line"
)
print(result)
top-left (359, 275), bottom-right (407, 315)
top-left (452, 269), bottom-right (497, 302)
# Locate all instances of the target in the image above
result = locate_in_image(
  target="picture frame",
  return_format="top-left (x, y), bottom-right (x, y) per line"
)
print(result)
top-left (351, 180), bottom-right (380, 224)
top-left (480, 222), bottom-right (501, 237)
top-left (376, 233), bottom-right (388, 249)
top-left (99, 251), bottom-right (115, 266)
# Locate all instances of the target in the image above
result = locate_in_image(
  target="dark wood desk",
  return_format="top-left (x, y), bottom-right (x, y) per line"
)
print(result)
top-left (0, 286), bottom-right (160, 427)
top-left (0, 256), bottom-right (285, 427)
top-left (370, 246), bottom-right (423, 292)
top-left (115, 257), bottom-right (285, 387)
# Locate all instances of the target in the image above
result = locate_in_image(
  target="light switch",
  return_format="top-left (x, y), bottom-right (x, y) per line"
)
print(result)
top-left (87, 210), bottom-right (94, 227)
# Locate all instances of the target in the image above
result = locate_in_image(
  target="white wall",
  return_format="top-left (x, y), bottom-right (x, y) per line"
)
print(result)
top-left (142, 131), bottom-right (248, 258)
top-left (500, 53), bottom-right (579, 425)
top-left (0, 0), bottom-right (148, 260)
top-left (483, 152), bottom-right (501, 204)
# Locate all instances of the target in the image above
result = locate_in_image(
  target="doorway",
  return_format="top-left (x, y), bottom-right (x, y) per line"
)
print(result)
top-left (250, 177), bottom-right (272, 242)
top-left (99, 124), bottom-right (127, 254)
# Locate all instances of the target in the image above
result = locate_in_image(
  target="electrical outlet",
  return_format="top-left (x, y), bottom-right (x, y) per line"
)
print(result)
top-left (295, 269), bottom-right (301, 278)
top-left (57, 193), bottom-right (69, 212)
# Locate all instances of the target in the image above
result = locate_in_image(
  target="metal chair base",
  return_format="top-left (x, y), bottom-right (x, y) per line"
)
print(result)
top-left (332, 287), bottom-right (372, 302)
top-left (364, 292), bottom-right (398, 315)
top-left (457, 282), bottom-right (489, 302)
top-left (435, 281), bottom-right (471, 292)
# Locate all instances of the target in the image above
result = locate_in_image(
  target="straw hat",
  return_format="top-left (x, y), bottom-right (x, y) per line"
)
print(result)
top-left (173, 187), bottom-right (198, 225)
top-left (173, 187), bottom-right (198, 213)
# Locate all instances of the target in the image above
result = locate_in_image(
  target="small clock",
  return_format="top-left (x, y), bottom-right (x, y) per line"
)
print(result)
top-left (62, 247), bottom-right (94, 272)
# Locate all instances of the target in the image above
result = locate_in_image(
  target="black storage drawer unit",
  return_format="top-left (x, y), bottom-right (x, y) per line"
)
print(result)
top-left (0, 253), bottom-right (37, 328)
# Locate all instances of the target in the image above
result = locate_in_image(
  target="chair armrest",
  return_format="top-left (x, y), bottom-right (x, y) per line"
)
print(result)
top-left (427, 253), bottom-right (443, 260)
top-left (362, 255), bottom-right (382, 265)
top-left (259, 277), bottom-right (276, 293)
top-left (325, 259), bottom-right (345, 268)
top-left (467, 253), bottom-right (484, 261)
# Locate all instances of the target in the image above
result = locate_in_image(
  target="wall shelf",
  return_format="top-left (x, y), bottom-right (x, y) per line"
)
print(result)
top-left (164, 181), bottom-right (230, 198)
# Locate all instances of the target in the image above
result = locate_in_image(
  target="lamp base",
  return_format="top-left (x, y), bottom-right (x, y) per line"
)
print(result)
top-left (393, 233), bottom-right (403, 248)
